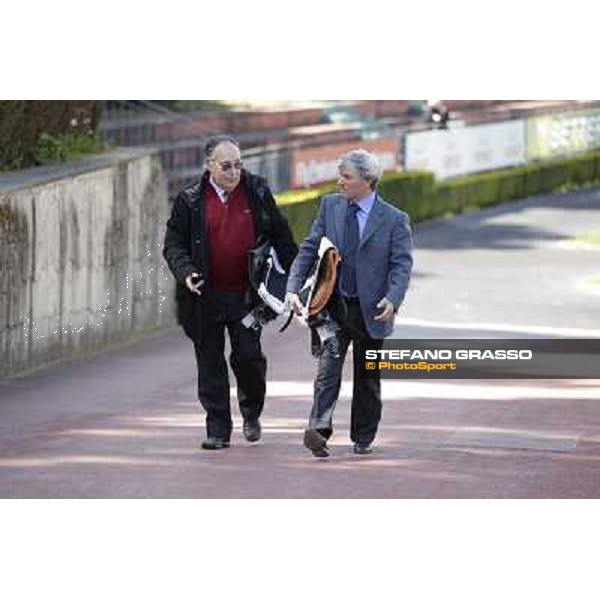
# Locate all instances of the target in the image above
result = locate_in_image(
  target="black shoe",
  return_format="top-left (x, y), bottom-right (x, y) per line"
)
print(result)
top-left (201, 437), bottom-right (230, 450)
top-left (243, 419), bottom-right (261, 443)
top-left (303, 429), bottom-right (330, 458)
top-left (353, 442), bottom-right (373, 455)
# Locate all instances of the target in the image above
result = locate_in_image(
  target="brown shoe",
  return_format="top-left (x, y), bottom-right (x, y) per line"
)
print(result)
top-left (303, 429), bottom-right (329, 458)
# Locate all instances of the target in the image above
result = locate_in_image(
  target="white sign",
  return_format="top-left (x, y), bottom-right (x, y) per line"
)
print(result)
top-left (405, 120), bottom-right (527, 179)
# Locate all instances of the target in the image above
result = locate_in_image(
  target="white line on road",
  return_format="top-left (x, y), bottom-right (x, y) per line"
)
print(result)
top-left (395, 317), bottom-right (600, 338)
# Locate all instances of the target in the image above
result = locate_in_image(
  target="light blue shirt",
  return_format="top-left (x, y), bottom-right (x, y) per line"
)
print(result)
top-left (351, 190), bottom-right (377, 239)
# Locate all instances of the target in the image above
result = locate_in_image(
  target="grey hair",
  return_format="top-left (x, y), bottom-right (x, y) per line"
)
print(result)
top-left (204, 135), bottom-right (240, 161)
top-left (338, 149), bottom-right (383, 190)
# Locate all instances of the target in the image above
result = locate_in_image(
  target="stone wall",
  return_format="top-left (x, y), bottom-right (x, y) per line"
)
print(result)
top-left (0, 149), bottom-right (175, 377)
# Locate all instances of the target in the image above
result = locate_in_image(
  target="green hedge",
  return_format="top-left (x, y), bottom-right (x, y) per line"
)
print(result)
top-left (276, 151), bottom-right (600, 242)
top-left (277, 171), bottom-right (435, 241)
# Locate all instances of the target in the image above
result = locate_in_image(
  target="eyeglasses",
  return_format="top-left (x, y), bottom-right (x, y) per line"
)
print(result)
top-left (213, 160), bottom-right (243, 172)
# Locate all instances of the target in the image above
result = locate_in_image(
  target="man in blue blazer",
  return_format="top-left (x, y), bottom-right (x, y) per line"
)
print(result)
top-left (287, 149), bottom-right (413, 457)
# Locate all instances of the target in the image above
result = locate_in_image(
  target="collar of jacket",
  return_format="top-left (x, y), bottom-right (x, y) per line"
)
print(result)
top-left (194, 169), bottom-right (269, 233)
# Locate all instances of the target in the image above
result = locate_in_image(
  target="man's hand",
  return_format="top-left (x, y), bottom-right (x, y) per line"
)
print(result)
top-left (185, 272), bottom-right (204, 296)
top-left (286, 292), bottom-right (303, 316)
top-left (374, 297), bottom-right (394, 322)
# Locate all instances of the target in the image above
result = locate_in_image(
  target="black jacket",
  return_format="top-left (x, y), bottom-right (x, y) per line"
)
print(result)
top-left (163, 170), bottom-right (298, 338)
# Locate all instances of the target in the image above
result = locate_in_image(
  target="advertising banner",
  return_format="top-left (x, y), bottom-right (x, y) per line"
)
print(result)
top-left (404, 120), bottom-right (526, 179)
top-left (291, 138), bottom-right (399, 188)
top-left (527, 109), bottom-right (600, 160)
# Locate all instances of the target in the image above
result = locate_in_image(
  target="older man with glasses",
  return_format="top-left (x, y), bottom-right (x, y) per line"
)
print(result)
top-left (164, 135), bottom-right (297, 450)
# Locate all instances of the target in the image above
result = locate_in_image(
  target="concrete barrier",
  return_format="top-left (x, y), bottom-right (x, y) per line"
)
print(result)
top-left (0, 148), bottom-right (175, 377)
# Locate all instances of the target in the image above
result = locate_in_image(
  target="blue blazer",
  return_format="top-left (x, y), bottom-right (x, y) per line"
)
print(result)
top-left (287, 192), bottom-right (413, 339)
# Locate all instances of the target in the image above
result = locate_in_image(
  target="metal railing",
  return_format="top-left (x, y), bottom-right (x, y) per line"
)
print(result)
top-left (98, 100), bottom-right (600, 198)
top-left (99, 101), bottom-right (374, 195)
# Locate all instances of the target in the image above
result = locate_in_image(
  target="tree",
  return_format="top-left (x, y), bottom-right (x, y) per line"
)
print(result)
top-left (0, 101), bottom-right (103, 170)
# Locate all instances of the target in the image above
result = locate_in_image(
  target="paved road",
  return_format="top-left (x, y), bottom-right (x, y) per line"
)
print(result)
top-left (1, 187), bottom-right (599, 498)
top-left (401, 186), bottom-right (600, 334)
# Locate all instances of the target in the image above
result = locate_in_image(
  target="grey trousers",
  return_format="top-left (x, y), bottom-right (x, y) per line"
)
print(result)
top-left (309, 302), bottom-right (384, 444)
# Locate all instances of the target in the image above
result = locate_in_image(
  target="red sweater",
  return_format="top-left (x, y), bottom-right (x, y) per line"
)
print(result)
top-left (205, 182), bottom-right (256, 292)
